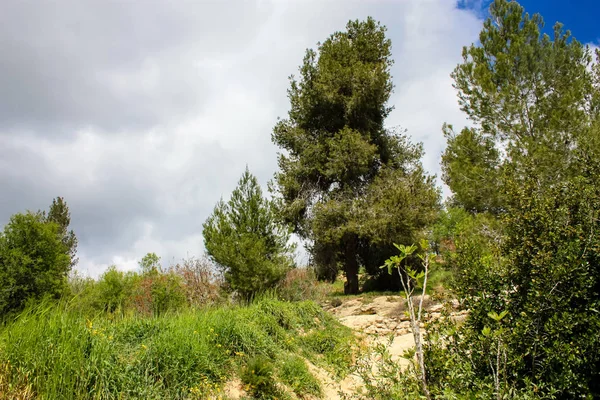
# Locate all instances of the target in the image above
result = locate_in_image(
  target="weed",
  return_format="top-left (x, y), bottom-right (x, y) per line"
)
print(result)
top-left (241, 355), bottom-right (284, 399)
top-left (301, 325), bottom-right (355, 377)
top-left (278, 354), bottom-right (321, 398)
top-left (0, 298), bottom-right (355, 399)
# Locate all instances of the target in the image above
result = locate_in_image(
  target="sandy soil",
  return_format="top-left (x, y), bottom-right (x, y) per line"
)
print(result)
top-left (224, 294), bottom-right (466, 399)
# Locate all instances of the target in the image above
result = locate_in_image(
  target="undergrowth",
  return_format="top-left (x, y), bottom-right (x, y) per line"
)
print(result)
top-left (0, 297), bottom-right (355, 399)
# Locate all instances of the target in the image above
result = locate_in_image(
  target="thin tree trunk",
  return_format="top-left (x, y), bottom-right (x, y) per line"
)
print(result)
top-left (398, 262), bottom-right (431, 400)
top-left (344, 237), bottom-right (359, 295)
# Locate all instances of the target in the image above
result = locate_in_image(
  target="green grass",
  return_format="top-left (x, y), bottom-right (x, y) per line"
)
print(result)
top-left (240, 355), bottom-right (284, 399)
top-left (0, 297), bottom-right (356, 399)
top-left (300, 325), bottom-right (355, 378)
top-left (278, 354), bottom-right (321, 398)
top-left (427, 265), bottom-right (453, 291)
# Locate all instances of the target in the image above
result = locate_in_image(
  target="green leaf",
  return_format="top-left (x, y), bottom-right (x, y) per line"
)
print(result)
top-left (498, 310), bottom-right (509, 321)
top-left (487, 311), bottom-right (500, 322)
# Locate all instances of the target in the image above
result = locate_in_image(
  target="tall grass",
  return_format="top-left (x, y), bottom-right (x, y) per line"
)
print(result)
top-left (0, 297), bottom-right (355, 399)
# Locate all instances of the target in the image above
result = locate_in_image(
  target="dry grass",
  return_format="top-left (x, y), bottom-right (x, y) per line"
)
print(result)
top-left (0, 363), bottom-right (35, 400)
top-left (276, 268), bottom-right (332, 302)
top-left (171, 256), bottom-right (223, 307)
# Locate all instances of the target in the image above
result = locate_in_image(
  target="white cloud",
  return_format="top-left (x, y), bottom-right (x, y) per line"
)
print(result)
top-left (0, 0), bottom-right (483, 276)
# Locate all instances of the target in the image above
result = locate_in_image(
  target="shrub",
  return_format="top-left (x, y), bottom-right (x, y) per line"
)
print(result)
top-left (498, 177), bottom-right (600, 396)
top-left (171, 256), bottom-right (223, 307)
top-left (203, 167), bottom-right (296, 298)
top-left (94, 266), bottom-right (135, 313)
top-left (241, 355), bottom-right (282, 399)
top-left (0, 212), bottom-right (71, 315)
top-left (130, 270), bottom-right (187, 316)
top-left (421, 177), bottom-right (600, 398)
top-left (275, 268), bottom-right (330, 302)
top-left (138, 252), bottom-right (161, 274)
top-left (67, 270), bottom-right (95, 298)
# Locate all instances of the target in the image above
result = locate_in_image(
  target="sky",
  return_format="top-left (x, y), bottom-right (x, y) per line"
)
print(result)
top-left (0, 0), bottom-right (597, 277)
top-left (515, 0), bottom-right (600, 45)
top-left (458, 1), bottom-right (600, 45)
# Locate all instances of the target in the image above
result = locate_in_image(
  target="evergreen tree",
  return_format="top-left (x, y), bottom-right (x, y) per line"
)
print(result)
top-left (203, 167), bottom-right (295, 298)
top-left (272, 17), bottom-right (439, 293)
top-left (441, 126), bottom-right (502, 214)
top-left (45, 197), bottom-right (78, 268)
top-left (433, 1), bottom-right (600, 396)
top-left (441, 0), bottom-right (598, 211)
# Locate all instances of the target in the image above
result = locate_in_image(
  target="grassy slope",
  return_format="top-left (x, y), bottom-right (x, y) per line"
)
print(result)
top-left (0, 298), bottom-right (356, 399)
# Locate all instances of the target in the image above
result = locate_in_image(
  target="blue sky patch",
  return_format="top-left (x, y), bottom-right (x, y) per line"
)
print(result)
top-left (459, 0), bottom-right (599, 45)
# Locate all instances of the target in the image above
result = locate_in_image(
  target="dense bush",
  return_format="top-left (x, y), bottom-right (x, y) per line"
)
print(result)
top-left (171, 256), bottom-right (223, 307)
top-left (499, 177), bottom-right (600, 395)
top-left (68, 262), bottom-right (191, 317)
top-left (424, 0), bottom-right (600, 397)
top-left (241, 355), bottom-right (281, 399)
top-left (129, 270), bottom-right (187, 316)
top-left (0, 212), bottom-right (71, 315)
top-left (203, 168), bottom-right (296, 298)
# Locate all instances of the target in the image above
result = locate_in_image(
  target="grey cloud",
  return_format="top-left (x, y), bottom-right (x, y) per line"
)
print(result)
top-left (0, 0), bottom-right (272, 134)
top-left (0, 132), bottom-right (235, 263)
top-left (0, 0), bottom-right (482, 276)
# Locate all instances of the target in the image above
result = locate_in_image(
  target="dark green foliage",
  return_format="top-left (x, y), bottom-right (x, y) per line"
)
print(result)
top-left (433, 0), bottom-right (600, 397)
top-left (203, 167), bottom-right (296, 298)
top-left (425, 176), bottom-right (600, 398)
top-left (434, 208), bottom-right (504, 303)
top-left (0, 212), bottom-right (71, 315)
top-left (45, 197), bottom-right (78, 268)
top-left (0, 197), bottom-right (77, 315)
top-left (499, 175), bottom-right (600, 396)
top-left (272, 17), bottom-right (439, 293)
top-left (441, 127), bottom-right (503, 214)
top-left (431, 206), bottom-right (470, 255)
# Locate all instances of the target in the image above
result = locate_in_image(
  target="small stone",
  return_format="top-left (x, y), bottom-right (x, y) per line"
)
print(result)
top-left (429, 304), bottom-right (443, 312)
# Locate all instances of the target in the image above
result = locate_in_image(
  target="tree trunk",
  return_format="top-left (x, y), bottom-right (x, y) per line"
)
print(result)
top-left (344, 237), bottom-right (359, 294)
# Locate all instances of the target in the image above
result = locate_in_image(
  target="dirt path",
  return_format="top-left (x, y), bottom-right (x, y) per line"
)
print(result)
top-left (224, 295), bottom-right (466, 400)
top-left (318, 294), bottom-right (466, 399)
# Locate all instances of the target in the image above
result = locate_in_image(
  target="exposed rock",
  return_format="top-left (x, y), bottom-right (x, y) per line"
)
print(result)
top-left (428, 303), bottom-right (444, 313)
top-left (322, 294), bottom-right (468, 398)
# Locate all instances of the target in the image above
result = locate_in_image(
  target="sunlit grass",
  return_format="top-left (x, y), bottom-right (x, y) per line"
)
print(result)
top-left (0, 297), bottom-right (355, 399)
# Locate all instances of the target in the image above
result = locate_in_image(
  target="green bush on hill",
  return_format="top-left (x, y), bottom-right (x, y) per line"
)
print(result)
top-left (203, 167), bottom-right (296, 299)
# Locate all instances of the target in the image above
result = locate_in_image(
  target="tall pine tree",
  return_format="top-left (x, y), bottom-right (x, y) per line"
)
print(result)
top-left (45, 197), bottom-right (78, 268)
top-left (435, 1), bottom-right (600, 396)
top-left (272, 17), bottom-right (439, 293)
